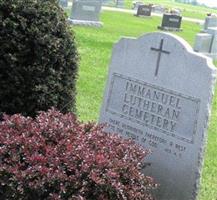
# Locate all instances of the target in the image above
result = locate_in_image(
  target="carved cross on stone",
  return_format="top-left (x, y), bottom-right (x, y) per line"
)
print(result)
top-left (150, 39), bottom-right (170, 77)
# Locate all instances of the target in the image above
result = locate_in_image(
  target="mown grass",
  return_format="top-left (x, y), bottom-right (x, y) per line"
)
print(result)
top-left (65, 0), bottom-right (217, 20)
top-left (72, 10), bottom-right (216, 200)
top-left (125, 0), bottom-right (217, 19)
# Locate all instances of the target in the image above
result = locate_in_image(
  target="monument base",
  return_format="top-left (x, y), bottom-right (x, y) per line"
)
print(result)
top-left (157, 26), bottom-right (182, 32)
top-left (68, 19), bottom-right (103, 27)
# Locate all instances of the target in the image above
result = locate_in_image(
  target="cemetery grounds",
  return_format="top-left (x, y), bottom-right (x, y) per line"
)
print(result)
top-left (65, 4), bottom-right (217, 200)
top-left (125, 0), bottom-right (217, 20)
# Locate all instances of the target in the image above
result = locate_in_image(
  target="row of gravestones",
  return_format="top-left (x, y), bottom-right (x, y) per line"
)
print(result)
top-left (64, 0), bottom-right (217, 59)
top-left (134, 4), bottom-right (182, 31)
top-left (60, 1), bottom-right (217, 200)
top-left (59, 0), bottom-right (125, 9)
top-left (135, 4), bottom-right (217, 59)
top-left (133, 1), bottom-right (181, 14)
top-left (194, 14), bottom-right (217, 59)
top-left (135, 3), bottom-right (181, 16)
top-left (64, 0), bottom-right (183, 30)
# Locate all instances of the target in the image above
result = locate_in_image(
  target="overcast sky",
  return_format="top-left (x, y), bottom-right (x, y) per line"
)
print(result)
top-left (197, 0), bottom-right (217, 7)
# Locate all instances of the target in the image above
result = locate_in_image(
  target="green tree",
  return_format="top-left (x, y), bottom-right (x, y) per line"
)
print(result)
top-left (0, 0), bottom-right (79, 117)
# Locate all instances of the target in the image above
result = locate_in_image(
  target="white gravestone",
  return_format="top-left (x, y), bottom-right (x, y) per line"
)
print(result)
top-left (194, 16), bottom-right (217, 59)
top-left (204, 15), bottom-right (217, 30)
top-left (100, 32), bottom-right (216, 200)
top-left (194, 33), bottom-right (212, 53)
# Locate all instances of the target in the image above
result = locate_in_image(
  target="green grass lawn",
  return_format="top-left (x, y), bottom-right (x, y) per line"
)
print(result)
top-left (72, 10), bottom-right (216, 200)
top-left (125, 0), bottom-right (217, 20)
top-left (66, 0), bottom-right (217, 20)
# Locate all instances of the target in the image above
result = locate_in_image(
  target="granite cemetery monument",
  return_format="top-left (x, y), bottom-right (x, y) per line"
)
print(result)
top-left (194, 15), bottom-right (217, 59)
top-left (158, 14), bottom-right (182, 31)
top-left (135, 4), bottom-right (152, 17)
top-left (68, 0), bottom-right (103, 27)
top-left (203, 14), bottom-right (217, 31)
top-left (100, 32), bottom-right (216, 200)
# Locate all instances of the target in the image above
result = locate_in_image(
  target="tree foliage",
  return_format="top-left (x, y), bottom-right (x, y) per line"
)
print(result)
top-left (0, 0), bottom-right (78, 117)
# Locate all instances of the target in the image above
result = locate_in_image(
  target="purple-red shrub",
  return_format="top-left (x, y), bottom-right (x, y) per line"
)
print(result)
top-left (0, 108), bottom-right (156, 200)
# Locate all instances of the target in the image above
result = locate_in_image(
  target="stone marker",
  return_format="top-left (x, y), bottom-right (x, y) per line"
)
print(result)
top-left (194, 28), bottom-right (217, 59)
top-left (194, 15), bottom-right (217, 59)
top-left (135, 4), bottom-right (152, 17)
top-left (158, 14), bottom-right (182, 31)
top-left (204, 15), bottom-right (217, 30)
top-left (100, 32), bottom-right (216, 200)
top-left (194, 33), bottom-right (212, 53)
top-left (59, 0), bottom-right (68, 8)
top-left (68, 0), bottom-right (103, 27)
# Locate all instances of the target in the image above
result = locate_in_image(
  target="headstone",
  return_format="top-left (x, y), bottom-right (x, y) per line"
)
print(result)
top-left (194, 15), bottom-right (217, 59)
top-left (204, 28), bottom-right (217, 58)
top-left (158, 14), bottom-right (182, 31)
top-left (204, 15), bottom-right (217, 30)
top-left (68, 0), bottom-right (103, 27)
top-left (194, 33), bottom-right (212, 53)
top-left (100, 32), bottom-right (216, 200)
top-left (135, 4), bottom-right (152, 17)
top-left (59, 0), bottom-right (68, 7)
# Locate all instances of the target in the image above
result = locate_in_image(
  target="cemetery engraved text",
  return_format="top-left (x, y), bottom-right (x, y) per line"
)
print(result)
top-left (106, 73), bottom-right (200, 145)
top-left (169, 18), bottom-right (180, 23)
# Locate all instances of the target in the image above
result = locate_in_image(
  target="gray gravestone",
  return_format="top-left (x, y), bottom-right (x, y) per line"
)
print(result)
top-left (136, 4), bottom-right (152, 17)
top-left (204, 15), bottom-right (217, 30)
top-left (194, 16), bottom-right (217, 59)
top-left (194, 28), bottom-right (217, 59)
top-left (194, 33), bottom-right (212, 53)
top-left (68, 0), bottom-right (103, 27)
top-left (59, 0), bottom-right (68, 7)
top-left (100, 32), bottom-right (216, 200)
top-left (158, 14), bottom-right (182, 31)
